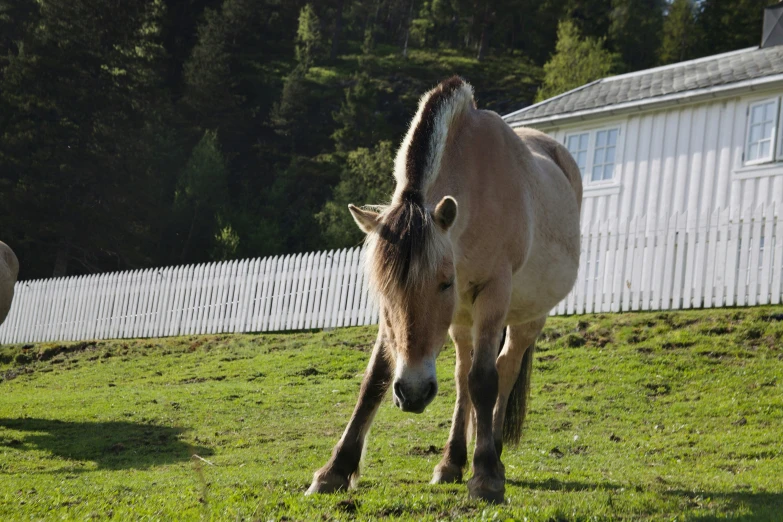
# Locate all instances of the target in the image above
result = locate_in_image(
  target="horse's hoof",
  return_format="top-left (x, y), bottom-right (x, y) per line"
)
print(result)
top-left (305, 469), bottom-right (349, 495)
top-left (431, 462), bottom-right (462, 484)
top-left (467, 474), bottom-right (505, 504)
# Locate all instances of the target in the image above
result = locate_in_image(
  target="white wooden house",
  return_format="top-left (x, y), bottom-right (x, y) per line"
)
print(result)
top-left (502, 4), bottom-right (783, 312)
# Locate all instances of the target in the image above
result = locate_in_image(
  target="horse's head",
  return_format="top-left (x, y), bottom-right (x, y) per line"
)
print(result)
top-left (349, 195), bottom-right (458, 413)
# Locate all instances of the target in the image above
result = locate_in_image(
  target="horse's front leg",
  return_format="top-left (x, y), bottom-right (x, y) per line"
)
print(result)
top-left (432, 325), bottom-right (473, 484)
top-left (307, 333), bottom-right (391, 494)
top-left (466, 276), bottom-right (511, 503)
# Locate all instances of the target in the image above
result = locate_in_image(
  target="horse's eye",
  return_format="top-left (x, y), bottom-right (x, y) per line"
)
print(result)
top-left (439, 280), bottom-right (453, 292)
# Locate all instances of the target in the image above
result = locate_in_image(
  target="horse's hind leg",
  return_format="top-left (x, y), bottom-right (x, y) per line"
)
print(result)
top-left (492, 318), bottom-right (545, 460)
top-left (432, 325), bottom-right (473, 484)
top-left (307, 332), bottom-right (391, 494)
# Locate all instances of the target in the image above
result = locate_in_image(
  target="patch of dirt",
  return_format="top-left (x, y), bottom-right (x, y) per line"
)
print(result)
top-left (293, 367), bottom-right (322, 377)
top-left (644, 383), bottom-right (671, 397)
top-left (336, 499), bottom-right (358, 513)
top-left (1, 367), bottom-right (32, 383)
top-left (550, 420), bottom-right (572, 432)
top-left (702, 325), bottom-right (733, 335)
top-left (38, 341), bottom-right (98, 362)
top-left (697, 350), bottom-right (729, 359)
top-left (661, 340), bottom-right (696, 349)
top-left (376, 506), bottom-right (405, 517)
top-left (549, 447), bottom-right (564, 458)
top-left (180, 375), bottom-right (226, 384)
top-left (410, 445), bottom-right (440, 456)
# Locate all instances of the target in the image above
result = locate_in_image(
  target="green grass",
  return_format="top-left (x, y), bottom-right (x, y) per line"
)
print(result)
top-left (1, 306), bottom-right (782, 521)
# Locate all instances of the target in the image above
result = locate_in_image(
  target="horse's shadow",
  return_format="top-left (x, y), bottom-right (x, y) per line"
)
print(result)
top-left (0, 417), bottom-right (212, 471)
top-left (508, 478), bottom-right (783, 520)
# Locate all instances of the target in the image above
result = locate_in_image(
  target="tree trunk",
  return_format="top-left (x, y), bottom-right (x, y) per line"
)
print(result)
top-left (476, 1), bottom-right (491, 61)
top-left (329, 0), bottom-right (345, 61)
top-left (52, 235), bottom-right (71, 277)
top-left (402, 0), bottom-right (415, 57)
top-left (180, 203), bottom-right (200, 263)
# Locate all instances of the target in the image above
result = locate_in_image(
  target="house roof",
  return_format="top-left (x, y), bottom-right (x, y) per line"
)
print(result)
top-left (503, 45), bottom-right (783, 127)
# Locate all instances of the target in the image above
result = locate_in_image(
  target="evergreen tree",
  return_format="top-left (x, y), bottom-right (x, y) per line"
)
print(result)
top-left (211, 218), bottom-right (240, 261)
top-left (536, 19), bottom-right (616, 102)
top-left (331, 74), bottom-right (390, 153)
top-left (609, 0), bottom-right (665, 71)
top-left (296, 4), bottom-right (323, 68)
top-left (659, 0), bottom-right (699, 64)
top-left (171, 130), bottom-right (230, 263)
top-left (0, 0), bottom-right (171, 276)
top-left (697, 0), bottom-right (769, 56)
top-left (269, 66), bottom-right (310, 153)
top-left (266, 155), bottom-right (342, 253)
top-left (317, 141), bottom-right (396, 248)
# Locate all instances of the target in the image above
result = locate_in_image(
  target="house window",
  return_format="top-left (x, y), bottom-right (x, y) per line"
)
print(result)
top-left (745, 98), bottom-right (779, 165)
top-left (565, 127), bottom-right (620, 183)
top-left (566, 133), bottom-right (589, 174)
top-left (592, 129), bottom-right (618, 182)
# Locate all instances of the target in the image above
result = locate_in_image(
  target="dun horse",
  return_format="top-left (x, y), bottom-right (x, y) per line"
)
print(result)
top-left (308, 77), bottom-right (582, 503)
top-left (0, 241), bottom-right (19, 326)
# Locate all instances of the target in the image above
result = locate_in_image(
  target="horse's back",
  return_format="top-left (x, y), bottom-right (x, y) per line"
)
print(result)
top-left (511, 126), bottom-right (583, 211)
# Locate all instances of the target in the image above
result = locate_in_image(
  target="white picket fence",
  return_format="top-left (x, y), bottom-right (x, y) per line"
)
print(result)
top-left (558, 203), bottom-right (782, 315)
top-left (0, 204), bottom-right (782, 344)
top-left (0, 248), bottom-right (378, 344)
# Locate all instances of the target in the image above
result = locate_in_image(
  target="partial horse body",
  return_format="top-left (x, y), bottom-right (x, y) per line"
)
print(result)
top-left (308, 77), bottom-right (582, 502)
top-left (0, 241), bottom-right (19, 326)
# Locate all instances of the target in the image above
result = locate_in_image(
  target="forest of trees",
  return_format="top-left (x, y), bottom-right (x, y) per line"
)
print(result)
top-left (0, 0), bottom-right (774, 278)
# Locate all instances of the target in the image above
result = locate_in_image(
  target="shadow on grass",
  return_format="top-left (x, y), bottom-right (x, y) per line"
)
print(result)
top-left (0, 417), bottom-right (212, 470)
top-left (663, 489), bottom-right (783, 522)
top-left (507, 478), bottom-right (624, 492)
top-left (510, 478), bottom-right (782, 521)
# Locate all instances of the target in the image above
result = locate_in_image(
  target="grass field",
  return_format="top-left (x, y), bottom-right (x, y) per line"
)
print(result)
top-left (1, 306), bottom-right (782, 521)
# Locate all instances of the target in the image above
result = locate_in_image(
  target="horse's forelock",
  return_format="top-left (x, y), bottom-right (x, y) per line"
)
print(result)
top-left (365, 200), bottom-right (444, 299)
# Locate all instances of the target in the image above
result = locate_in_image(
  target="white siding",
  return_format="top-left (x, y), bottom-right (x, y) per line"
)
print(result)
top-left (530, 90), bottom-right (783, 228)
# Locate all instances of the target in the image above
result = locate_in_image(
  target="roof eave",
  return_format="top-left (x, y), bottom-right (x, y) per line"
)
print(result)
top-left (506, 74), bottom-right (783, 129)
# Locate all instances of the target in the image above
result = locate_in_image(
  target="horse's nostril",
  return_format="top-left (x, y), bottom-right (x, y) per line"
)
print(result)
top-left (393, 381), bottom-right (405, 402)
top-left (425, 381), bottom-right (437, 402)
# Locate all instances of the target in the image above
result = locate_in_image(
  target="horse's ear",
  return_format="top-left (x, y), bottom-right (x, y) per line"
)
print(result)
top-left (433, 196), bottom-right (457, 231)
top-left (348, 204), bottom-right (381, 234)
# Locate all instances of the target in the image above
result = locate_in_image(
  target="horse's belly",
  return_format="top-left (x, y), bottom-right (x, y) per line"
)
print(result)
top-left (506, 248), bottom-right (579, 323)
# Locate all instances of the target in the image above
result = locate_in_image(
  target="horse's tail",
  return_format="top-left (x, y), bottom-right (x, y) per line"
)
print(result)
top-left (502, 341), bottom-right (535, 446)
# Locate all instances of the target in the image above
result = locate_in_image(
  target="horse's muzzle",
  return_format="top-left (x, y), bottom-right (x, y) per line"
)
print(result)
top-left (392, 378), bottom-right (438, 413)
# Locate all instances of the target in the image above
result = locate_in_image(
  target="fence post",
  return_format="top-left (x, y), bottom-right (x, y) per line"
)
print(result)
top-left (772, 205), bottom-right (783, 305)
top-left (759, 203), bottom-right (775, 305)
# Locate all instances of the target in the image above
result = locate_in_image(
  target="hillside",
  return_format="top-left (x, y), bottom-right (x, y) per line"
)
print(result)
top-left (1, 1), bottom-right (772, 278)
